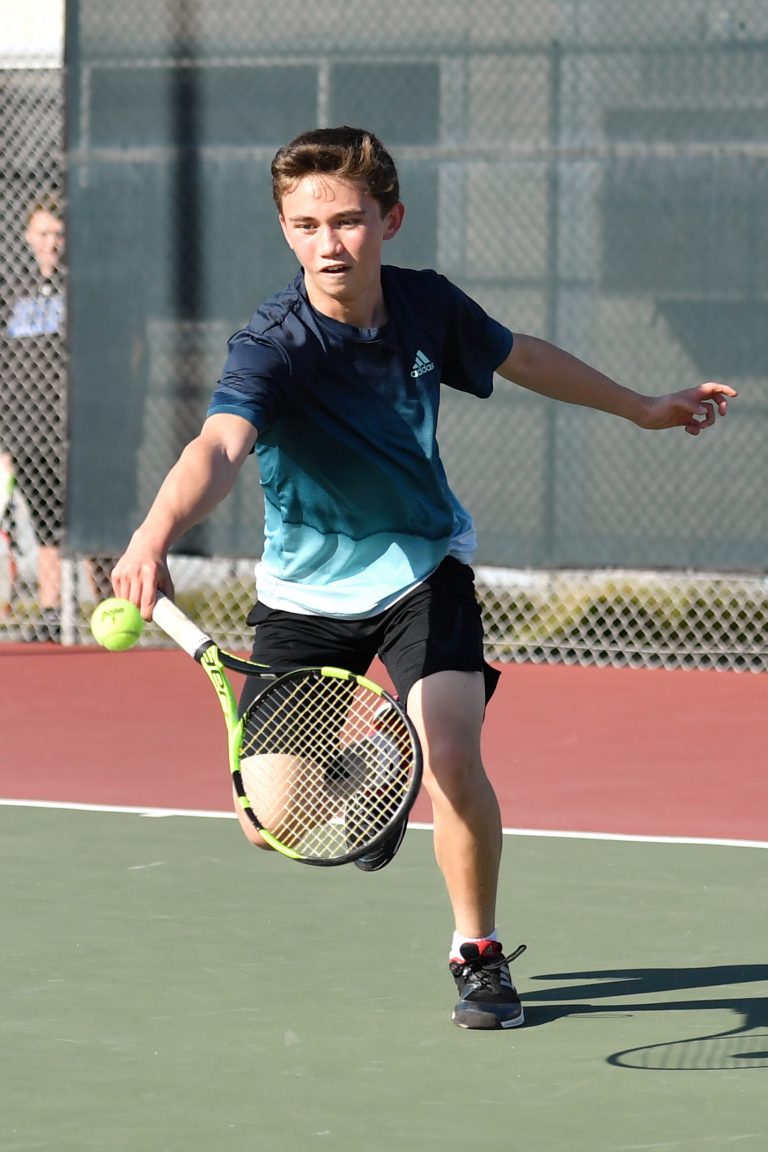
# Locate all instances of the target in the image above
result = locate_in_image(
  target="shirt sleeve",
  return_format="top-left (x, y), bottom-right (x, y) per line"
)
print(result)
top-left (206, 327), bottom-right (290, 432)
top-left (440, 276), bottom-right (514, 398)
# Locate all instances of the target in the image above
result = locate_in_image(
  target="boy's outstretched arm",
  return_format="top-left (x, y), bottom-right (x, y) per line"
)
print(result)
top-left (497, 334), bottom-right (737, 435)
top-left (111, 413), bottom-right (258, 618)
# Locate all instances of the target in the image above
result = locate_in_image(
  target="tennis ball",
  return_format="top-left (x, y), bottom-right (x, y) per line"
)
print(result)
top-left (90, 597), bottom-right (145, 652)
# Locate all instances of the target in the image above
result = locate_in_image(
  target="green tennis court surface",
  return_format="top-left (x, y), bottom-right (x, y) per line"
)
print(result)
top-left (2, 805), bottom-right (766, 1152)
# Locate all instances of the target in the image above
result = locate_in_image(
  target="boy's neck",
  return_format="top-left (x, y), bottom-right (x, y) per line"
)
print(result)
top-left (303, 276), bottom-right (387, 330)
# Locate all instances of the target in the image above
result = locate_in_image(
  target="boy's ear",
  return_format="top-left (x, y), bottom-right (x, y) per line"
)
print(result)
top-left (383, 202), bottom-right (405, 241)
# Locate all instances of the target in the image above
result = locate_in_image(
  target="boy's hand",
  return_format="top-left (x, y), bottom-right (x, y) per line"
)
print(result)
top-left (639, 382), bottom-right (738, 435)
top-left (111, 540), bottom-right (174, 620)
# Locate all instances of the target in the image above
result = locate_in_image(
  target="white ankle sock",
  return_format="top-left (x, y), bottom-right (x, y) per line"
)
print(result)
top-left (450, 929), bottom-right (498, 961)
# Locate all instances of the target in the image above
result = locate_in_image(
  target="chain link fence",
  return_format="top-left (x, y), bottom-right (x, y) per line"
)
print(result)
top-left (1, 1), bottom-right (767, 668)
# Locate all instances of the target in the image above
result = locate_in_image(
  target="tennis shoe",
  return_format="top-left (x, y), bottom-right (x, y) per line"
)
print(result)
top-left (351, 810), bottom-right (408, 871)
top-left (450, 941), bottom-right (526, 1029)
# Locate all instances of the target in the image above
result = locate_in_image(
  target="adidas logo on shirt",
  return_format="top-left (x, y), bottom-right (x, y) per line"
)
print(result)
top-left (410, 349), bottom-right (435, 378)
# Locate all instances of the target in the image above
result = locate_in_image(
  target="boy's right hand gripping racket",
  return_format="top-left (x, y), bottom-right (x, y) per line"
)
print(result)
top-left (152, 595), bottom-right (422, 867)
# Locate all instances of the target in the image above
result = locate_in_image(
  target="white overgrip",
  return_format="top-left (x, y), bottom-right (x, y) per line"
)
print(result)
top-left (152, 594), bottom-right (213, 658)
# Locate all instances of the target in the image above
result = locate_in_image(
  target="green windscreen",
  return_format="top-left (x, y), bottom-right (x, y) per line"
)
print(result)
top-left (64, 1), bottom-right (765, 568)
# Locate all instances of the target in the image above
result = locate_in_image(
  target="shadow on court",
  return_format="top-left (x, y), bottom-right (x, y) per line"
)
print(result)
top-left (524, 962), bottom-right (768, 1020)
top-left (522, 965), bottom-right (768, 1070)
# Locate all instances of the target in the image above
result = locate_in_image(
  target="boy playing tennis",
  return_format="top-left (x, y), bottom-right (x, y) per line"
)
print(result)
top-left (112, 126), bottom-right (736, 1029)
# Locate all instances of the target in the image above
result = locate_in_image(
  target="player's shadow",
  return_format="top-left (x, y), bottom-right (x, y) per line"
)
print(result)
top-left (521, 964), bottom-right (768, 1070)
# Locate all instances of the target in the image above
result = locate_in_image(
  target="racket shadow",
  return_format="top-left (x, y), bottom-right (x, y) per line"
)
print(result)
top-left (520, 964), bottom-right (768, 1071)
top-left (609, 1024), bottom-right (768, 1071)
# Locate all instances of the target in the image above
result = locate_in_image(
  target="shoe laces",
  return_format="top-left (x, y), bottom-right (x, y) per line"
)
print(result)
top-left (450, 942), bottom-right (527, 985)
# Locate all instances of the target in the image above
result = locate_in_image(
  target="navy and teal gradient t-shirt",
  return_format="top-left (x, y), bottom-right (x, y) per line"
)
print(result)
top-left (207, 265), bottom-right (513, 617)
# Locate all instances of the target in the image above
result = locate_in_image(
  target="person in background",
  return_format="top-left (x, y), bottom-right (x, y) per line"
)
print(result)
top-left (1, 193), bottom-right (66, 640)
top-left (1, 193), bottom-right (112, 640)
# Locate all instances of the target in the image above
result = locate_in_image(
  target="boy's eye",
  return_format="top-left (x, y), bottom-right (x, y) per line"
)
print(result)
top-left (292, 215), bottom-right (362, 232)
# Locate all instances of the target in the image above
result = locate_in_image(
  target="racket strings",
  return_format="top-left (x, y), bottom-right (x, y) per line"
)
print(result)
top-left (238, 672), bottom-right (416, 860)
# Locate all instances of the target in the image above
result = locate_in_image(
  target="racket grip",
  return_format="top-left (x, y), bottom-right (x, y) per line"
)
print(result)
top-left (152, 594), bottom-right (213, 658)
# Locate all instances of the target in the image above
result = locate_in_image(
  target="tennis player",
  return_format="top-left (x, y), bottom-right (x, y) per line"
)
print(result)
top-left (111, 126), bottom-right (736, 1030)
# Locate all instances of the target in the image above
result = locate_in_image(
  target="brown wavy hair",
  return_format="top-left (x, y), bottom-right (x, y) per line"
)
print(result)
top-left (271, 126), bottom-right (400, 215)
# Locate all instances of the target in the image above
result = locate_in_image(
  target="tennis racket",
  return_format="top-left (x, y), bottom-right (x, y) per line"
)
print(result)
top-left (151, 594), bottom-right (422, 866)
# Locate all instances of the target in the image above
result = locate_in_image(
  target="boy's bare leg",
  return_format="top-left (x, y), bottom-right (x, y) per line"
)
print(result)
top-left (409, 670), bottom-right (525, 1029)
top-left (407, 671), bottom-right (502, 938)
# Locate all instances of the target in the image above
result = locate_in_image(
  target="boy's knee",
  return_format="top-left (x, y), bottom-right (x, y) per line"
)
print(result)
top-left (233, 793), bottom-right (275, 850)
top-left (424, 746), bottom-right (485, 802)
top-left (245, 830), bottom-right (275, 851)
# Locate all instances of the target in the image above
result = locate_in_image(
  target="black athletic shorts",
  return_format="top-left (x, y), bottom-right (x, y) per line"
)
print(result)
top-left (240, 555), bottom-right (500, 712)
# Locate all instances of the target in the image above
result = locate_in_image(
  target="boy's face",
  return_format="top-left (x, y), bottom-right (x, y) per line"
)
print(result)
top-left (278, 175), bottom-right (403, 324)
top-left (26, 209), bottom-right (64, 279)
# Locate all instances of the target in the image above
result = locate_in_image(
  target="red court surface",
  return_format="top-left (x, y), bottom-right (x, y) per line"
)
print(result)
top-left (2, 644), bottom-right (765, 842)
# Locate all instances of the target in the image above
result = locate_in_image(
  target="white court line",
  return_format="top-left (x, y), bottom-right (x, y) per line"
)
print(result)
top-left (0, 798), bottom-right (234, 819)
top-left (0, 797), bottom-right (766, 849)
